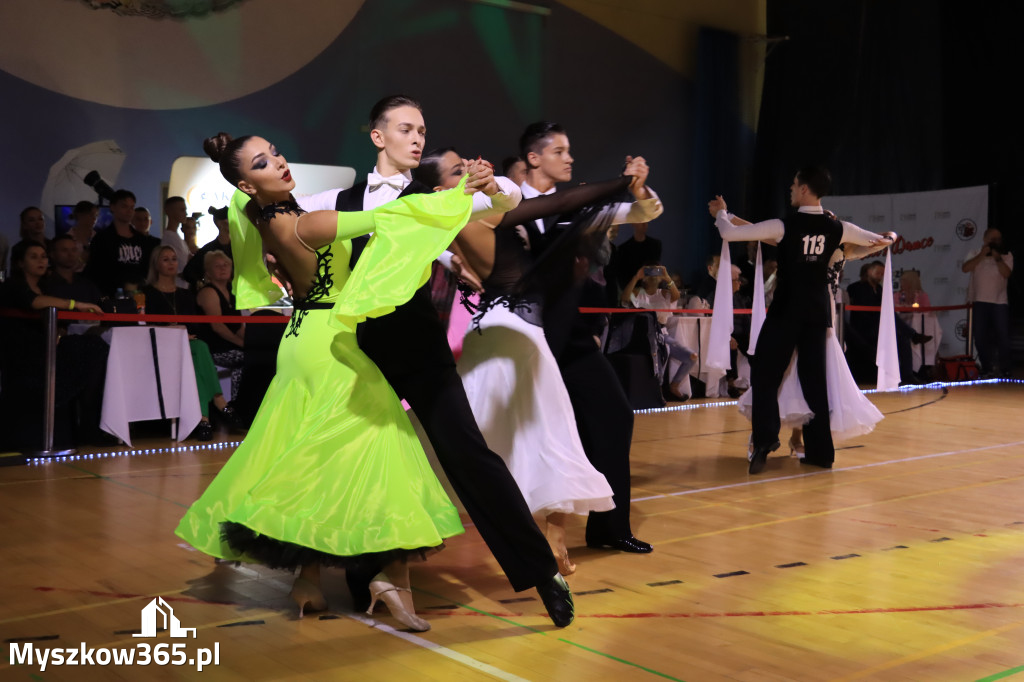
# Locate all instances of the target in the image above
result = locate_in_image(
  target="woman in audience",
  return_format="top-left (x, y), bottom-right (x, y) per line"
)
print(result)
top-left (196, 250), bottom-right (245, 402)
top-left (0, 241), bottom-right (104, 450)
top-left (142, 245), bottom-right (232, 440)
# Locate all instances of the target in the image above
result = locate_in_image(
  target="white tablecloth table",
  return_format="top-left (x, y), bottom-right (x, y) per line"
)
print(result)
top-left (100, 326), bottom-right (201, 446)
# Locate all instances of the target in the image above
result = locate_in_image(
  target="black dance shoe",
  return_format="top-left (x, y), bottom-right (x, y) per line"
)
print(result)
top-left (585, 534), bottom-right (653, 553)
top-left (799, 458), bottom-right (833, 470)
top-left (191, 420), bottom-right (214, 442)
top-left (212, 402), bottom-right (246, 431)
top-left (536, 574), bottom-right (574, 627)
top-left (748, 439), bottom-right (780, 474)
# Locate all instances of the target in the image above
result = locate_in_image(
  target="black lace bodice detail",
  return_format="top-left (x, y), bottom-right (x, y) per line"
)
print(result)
top-left (260, 199), bottom-right (305, 223)
top-left (285, 245), bottom-right (334, 338)
top-left (827, 254), bottom-right (846, 298)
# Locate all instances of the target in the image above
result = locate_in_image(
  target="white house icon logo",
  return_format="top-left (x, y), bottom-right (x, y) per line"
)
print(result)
top-left (133, 597), bottom-right (196, 638)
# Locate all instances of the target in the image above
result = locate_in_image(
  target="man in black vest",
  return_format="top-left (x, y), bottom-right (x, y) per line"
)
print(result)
top-left (709, 167), bottom-right (894, 474)
top-left (299, 96), bottom-right (573, 627)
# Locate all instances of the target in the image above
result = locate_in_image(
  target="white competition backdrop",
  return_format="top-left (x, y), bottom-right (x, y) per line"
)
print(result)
top-left (826, 185), bottom-right (988, 357)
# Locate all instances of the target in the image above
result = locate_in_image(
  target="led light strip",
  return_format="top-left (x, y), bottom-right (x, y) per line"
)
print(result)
top-left (29, 441), bottom-right (244, 466)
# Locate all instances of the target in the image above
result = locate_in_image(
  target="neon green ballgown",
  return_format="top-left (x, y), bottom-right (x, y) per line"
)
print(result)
top-left (175, 181), bottom-right (472, 568)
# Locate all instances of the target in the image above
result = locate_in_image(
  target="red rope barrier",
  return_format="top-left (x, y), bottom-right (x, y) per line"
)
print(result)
top-left (1, 301), bottom-right (973, 325)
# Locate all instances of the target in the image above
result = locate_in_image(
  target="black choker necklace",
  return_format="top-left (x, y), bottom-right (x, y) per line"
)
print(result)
top-left (260, 199), bottom-right (305, 223)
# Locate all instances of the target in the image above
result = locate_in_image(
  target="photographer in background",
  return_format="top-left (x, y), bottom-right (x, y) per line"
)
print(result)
top-left (621, 263), bottom-right (697, 400)
top-left (963, 227), bottom-right (1014, 377)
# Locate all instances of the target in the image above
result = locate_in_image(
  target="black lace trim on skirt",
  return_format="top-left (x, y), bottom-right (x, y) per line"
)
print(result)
top-left (220, 522), bottom-right (436, 572)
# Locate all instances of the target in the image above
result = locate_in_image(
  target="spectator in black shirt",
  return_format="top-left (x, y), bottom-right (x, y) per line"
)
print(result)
top-left (43, 234), bottom-right (103, 305)
top-left (85, 189), bottom-right (160, 296)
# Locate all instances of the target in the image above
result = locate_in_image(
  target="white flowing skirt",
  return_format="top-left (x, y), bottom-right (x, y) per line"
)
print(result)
top-left (457, 305), bottom-right (615, 516)
top-left (738, 328), bottom-right (883, 442)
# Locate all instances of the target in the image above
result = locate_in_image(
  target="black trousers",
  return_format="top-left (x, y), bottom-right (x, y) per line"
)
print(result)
top-left (359, 287), bottom-right (557, 591)
top-left (751, 315), bottom-right (834, 465)
top-left (557, 342), bottom-right (636, 539)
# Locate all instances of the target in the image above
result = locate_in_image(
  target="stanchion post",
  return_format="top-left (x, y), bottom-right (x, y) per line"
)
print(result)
top-left (43, 306), bottom-right (57, 451)
top-left (25, 307), bottom-right (74, 459)
top-left (966, 302), bottom-right (973, 357)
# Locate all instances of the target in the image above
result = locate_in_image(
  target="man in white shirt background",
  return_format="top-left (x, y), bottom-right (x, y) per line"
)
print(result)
top-left (962, 227), bottom-right (1014, 377)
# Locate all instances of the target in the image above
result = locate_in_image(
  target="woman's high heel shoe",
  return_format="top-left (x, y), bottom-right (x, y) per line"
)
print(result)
top-left (788, 434), bottom-right (805, 459)
top-left (290, 576), bottom-right (328, 619)
top-left (367, 576), bottom-right (430, 632)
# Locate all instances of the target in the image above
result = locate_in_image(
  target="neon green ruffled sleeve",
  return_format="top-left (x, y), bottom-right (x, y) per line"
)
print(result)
top-left (329, 176), bottom-right (473, 331)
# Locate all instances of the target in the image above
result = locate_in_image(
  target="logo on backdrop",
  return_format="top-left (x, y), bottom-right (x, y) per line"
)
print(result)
top-left (134, 597), bottom-right (196, 638)
top-left (955, 318), bottom-right (969, 342)
top-left (955, 219), bottom-right (978, 241)
top-left (890, 234), bottom-right (935, 255)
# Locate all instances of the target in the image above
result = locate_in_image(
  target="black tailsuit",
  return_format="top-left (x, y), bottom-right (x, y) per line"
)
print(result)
top-left (335, 180), bottom-right (557, 591)
top-left (751, 212), bottom-right (843, 465)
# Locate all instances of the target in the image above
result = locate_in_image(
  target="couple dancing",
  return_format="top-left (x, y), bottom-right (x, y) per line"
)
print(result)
top-left (176, 97), bottom-right (654, 631)
top-left (709, 166), bottom-right (895, 474)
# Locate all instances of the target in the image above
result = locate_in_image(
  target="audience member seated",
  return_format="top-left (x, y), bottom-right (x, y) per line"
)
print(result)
top-left (68, 200), bottom-right (99, 270)
top-left (85, 189), bottom-right (160, 296)
top-left (846, 259), bottom-right (930, 385)
top-left (0, 240), bottom-right (106, 451)
top-left (622, 264), bottom-right (697, 400)
top-left (131, 206), bottom-right (153, 235)
top-left (142, 245), bottom-right (237, 440)
top-left (183, 205), bottom-right (232, 288)
top-left (895, 269), bottom-right (941, 378)
top-left (19, 206), bottom-right (49, 249)
top-left (43, 234), bottom-right (103, 307)
top-left (196, 249), bottom-right (245, 402)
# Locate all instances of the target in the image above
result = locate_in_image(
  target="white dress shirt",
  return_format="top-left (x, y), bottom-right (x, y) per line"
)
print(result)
top-left (298, 167), bottom-right (522, 270)
top-left (714, 205), bottom-right (885, 247)
top-left (298, 166), bottom-right (521, 218)
top-left (520, 180), bottom-right (664, 236)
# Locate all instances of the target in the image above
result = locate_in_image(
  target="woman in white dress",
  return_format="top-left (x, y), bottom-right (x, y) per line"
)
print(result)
top-left (412, 149), bottom-right (649, 574)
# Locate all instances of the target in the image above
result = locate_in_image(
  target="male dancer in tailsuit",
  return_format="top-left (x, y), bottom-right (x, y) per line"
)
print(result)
top-left (300, 96), bottom-right (574, 626)
top-left (517, 121), bottom-right (664, 554)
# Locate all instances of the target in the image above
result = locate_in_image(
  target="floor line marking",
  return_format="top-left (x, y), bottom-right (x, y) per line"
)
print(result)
top-left (58, 462), bottom-right (191, 509)
top-left (630, 439), bottom-right (1024, 502)
top-left (345, 611), bottom-right (530, 682)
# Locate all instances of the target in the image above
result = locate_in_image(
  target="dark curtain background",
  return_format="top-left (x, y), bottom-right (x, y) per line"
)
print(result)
top-left (748, 0), bottom-right (1022, 313)
top-left (687, 27), bottom-right (755, 285)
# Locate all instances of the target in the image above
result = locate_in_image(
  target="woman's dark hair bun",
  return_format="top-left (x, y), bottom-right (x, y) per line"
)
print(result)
top-left (203, 132), bottom-right (233, 164)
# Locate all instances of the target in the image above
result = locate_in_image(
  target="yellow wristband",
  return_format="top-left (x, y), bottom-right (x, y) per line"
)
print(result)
top-left (68, 299), bottom-right (76, 310)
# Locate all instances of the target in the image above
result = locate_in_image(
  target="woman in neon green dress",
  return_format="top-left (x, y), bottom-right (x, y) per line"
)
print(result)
top-left (176, 133), bottom-right (481, 631)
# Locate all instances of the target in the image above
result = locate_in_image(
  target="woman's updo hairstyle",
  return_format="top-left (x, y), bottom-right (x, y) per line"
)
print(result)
top-left (203, 132), bottom-right (253, 188)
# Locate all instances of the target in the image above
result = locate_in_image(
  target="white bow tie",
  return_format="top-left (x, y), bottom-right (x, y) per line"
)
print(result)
top-left (367, 171), bottom-right (407, 193)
